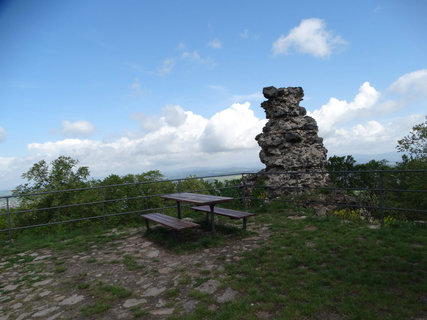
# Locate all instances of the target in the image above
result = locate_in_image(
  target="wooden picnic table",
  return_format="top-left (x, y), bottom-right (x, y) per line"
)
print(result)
top-left (160, 192), bottom-right (233, 233)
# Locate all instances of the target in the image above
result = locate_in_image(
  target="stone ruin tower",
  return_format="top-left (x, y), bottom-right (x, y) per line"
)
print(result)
top-left (248, 86), bottom-right (328, 197)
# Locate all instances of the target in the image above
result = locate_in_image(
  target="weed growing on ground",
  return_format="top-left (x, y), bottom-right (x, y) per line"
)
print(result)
top-left (123, 254), bottom-right (144, 271)
top-left (80, 282), bottom-right (132, 316)
top-left (54, 265), bottom-right (67, 273)
top-left (166, 288), bottom-right (180, 298)
top-left (130, 305), bottom-right (148, 318)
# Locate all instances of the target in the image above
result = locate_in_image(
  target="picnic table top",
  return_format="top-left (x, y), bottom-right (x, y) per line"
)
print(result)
top-left (160, 192), bottom-right (233, 205)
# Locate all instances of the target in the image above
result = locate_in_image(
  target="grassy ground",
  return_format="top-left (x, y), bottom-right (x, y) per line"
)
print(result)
top-left (1, 201), bottom-right (426, 319)
top-left (171, 202), bottom-right (427, 320)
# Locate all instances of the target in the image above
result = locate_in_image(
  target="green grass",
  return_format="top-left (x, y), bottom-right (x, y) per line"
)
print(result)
top-left (131, 305), bottom-right (149, 318)
top-left (142, 210), bottom-right (254, 253)
top-left (1, 200), bottom-right (425, 319)
top-left (80, 282), bottom-right (132, 316)
top-left (0, 223), bottom-right (124, 259)
top-left (77, 282), bottom-right (90, 290)
top-left (166, 288), bottom-right (180, 298)
top-left (173, 204), bottom-right (426, 320)
top-left (178, 275), bottom-right (191, 285)
top-left (54, 265), bottom-right (67, 273)
top-left (123, 254), bottom-right (144, 271)
top-left (86, 257), bottom-right (97, 264)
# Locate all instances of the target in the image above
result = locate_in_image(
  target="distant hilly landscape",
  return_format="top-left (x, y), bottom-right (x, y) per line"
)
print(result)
top-left (345, 152), bottom-right (402, 164)
top-left (0, 190), bottom-right (20, 209)
top-left (0, 152), bottom-right (403, 196)
top-left (0, 190), bottom-right (12, 197)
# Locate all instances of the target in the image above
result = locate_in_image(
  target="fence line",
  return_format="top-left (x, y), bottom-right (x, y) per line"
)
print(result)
top-left (1, 170), bottom-right (426, 241)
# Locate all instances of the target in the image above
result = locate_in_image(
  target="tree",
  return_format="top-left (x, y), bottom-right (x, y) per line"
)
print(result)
top-left (327, 155), bottom-right (356, 172)
top-left (15, 156), bottom-right (90, 194)
top-left (13, 156), bottom-right (91, 226)
top-left (327, 155), bottom-right (357, 188)
top-left (392, 118), bottom-right (427, 220)
top-left (396, 117), bottom-right (427, 160)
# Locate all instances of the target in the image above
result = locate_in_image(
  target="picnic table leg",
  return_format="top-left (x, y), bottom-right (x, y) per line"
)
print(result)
top-left (144, 219), bottom-right (150, 230)
top-left (177, 201), bottom-right (182, 219)
top-left (172, 230), bottom-right (178, 242)
top-left (210, 204), bottom-right (216, 234)
top-left (243, 217), bottom-right (247, 230)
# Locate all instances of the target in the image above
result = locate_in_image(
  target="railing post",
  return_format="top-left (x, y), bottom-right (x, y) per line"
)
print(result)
top-left (7, 197), bottom-right (12, 241)
top-left (378, 171), bottom-right (384, 226)
top-left (295, 173), bottom-right (301, 216)
top-left (101, 188), bottom-right (106, 230)
top-left (242, 173), bottom-right (247, 209)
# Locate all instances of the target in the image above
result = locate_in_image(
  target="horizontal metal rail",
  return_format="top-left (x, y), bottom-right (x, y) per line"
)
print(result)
top-left (0, 169), bottom-right (425, 241)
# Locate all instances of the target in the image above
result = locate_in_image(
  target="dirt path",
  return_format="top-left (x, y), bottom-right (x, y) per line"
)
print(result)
top-left (0, 223), bottom-right (271, 319)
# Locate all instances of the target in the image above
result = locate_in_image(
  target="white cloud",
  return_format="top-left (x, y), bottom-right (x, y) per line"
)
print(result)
top-left (181, 51), bottom-right (215, 68)
top-left (308, 69), bottom-right (427, 156)
top-left (60, 120), bottom-right (95, 138)
top-left (373, 5), bottom-right (383, 13)
top-left (240, 29), bottom-right (249, 38)
top-left (200, 102), bottom-right (266, 152)
top-left (208, 38), bottom-right (222, 49)
top-left (208, 85), bottom-right (228, 94)
top-left (128, 78), bottom-right (145, 96)
top-left (157, 58), bottom-right (176, 75)
top-left (240, 29), bottom-right (259, 39)
top-left (162, 105), bottom-right (188, 127)
top-left (324, 116), bottom-right (424, 155)
top-left (130, 113), bottom-right (161, 132)
top-left (0, 126), bottom-right (6, 142)
top-left (272, 18), bottom-right (346, 57)
top-left (2, 69), bottom-right (426, 189)
top-left (177, 42), bottom-right (187, 50)
top-left (232, 92), bottom-right (264, 103)
top-left (388, 69), bottom-right (427, 96)
top-left (0, 101), bottom-right (264, 188)
top-left (0, 156), bottom-right (28, 189)
top-left (309, 82), bottom-right (380, 135)
top-left (158, 46), bottom-right (215, 76)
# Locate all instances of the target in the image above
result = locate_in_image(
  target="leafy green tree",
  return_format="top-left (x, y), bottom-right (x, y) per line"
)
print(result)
top-left (178, 175), bottom-right (208, 193)
top-left (396, 117), bottom-right (426, 161)
top-left (327, 155), bottom-right (357, 188)
top-left (13, 156), bottom-right (91, 226)
top-left (391, 118), bottom-right (427, 219)
top-left (98, 171), bottom-right (175, 225)
top-left (15, 156), bottom-right (90, 194)
top-left (327, 155), bottom-right (356, 172)
top-left (354, 159), bottom-right (391, 189)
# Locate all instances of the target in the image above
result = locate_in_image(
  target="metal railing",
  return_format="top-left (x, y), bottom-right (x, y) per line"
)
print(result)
top-left (246, 169), bottom-right (426, 223)
top-left (1, 170), bottom-right (426, 241)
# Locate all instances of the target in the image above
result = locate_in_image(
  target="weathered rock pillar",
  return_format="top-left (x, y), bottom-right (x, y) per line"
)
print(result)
top-left (245, 86), bottom-right (328, 198)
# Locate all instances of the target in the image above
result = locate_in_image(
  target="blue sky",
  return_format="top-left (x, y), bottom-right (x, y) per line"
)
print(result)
top-left (0, 0), bottom-right (426, 189)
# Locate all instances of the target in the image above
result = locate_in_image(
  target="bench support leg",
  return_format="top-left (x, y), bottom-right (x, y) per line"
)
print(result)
top-left (172, 230), bottom-right (178, 242)
top-left (243, 217), bottom-right (247, 230)
top-left (145, 219), bottom-right (150, 230)
top-left (177, 201), bottom-right (182, 219)
top-left (210, 204), bottom-right (216, 234)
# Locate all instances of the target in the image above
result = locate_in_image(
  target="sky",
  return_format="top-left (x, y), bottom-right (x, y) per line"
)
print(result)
top-left (0, 0), bottom-right (426, 190)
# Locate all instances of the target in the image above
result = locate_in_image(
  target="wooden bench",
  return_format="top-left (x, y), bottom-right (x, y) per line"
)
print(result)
top-left (191, 206), bottom-right (255, 230)
top-left (141, 213), bottom-right (199, 240)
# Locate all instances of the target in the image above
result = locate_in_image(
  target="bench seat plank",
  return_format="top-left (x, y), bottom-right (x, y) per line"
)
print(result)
top-left (191, 205), bottom-right (255, 219)
top-left (141, 213), bottom-right (199, 230)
